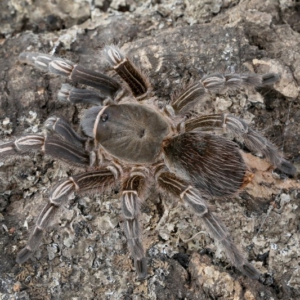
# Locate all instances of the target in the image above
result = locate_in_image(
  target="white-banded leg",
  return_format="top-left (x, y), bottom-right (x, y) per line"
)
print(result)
top-left (45, 116), bottom-right (87, 148)
top-left (16, 169), bottom-right (117, 263)
top-left (171, 73), bottom-right (279, 113)
top-left (184, 114), bottom-right (296, 176)
top-left (104, 46), bottom-right (150, 99)
top-left (0, 134), bottom-right (90, 166)
top-left (121, 173), bottom-right (147, 279)
top-left (0, 135), bottom-right (44, 157)
top-left (58, 84), bottom-right (107, 106)
top-left (157, 171), bottom-right (260, 280)
top-left (19, 52), bottom-right (122, 102)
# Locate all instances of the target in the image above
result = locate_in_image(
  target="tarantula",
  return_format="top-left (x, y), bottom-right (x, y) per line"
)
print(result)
top-left (0, 45), bottom-right (296, 280)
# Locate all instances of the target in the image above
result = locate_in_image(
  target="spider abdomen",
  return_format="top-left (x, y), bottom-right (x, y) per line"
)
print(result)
top-left (163, 132), bottom-right (247, 197)
top-left (93, 103), bottom-right (170, 163)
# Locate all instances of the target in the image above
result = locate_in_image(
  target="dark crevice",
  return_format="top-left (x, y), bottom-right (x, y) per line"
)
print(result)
top-left (94, 0), bottom-right (112, 12)
top-left (172, 253), bottom-right (190, 269)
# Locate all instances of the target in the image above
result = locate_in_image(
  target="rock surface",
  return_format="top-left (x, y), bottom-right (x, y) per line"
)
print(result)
top-left (0, 0), bottom-right (300, 299)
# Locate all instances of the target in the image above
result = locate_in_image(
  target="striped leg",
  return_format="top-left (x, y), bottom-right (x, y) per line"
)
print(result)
top-left (16, 169), bottom-right (116, 263)
top-left (171, 73), bottom-right (279, 113)
top-left (157, 171), bottom-right (260, 280)
top-left (0, 134), bottom-right (90, 166)
top-left (104, 46), bottom-right (150, 99)
top-left (121, 173), bottom-right (147, 279)
top-left (57, 84), bottom-right (107, 106)
top-left (19, 52), bottom-right (121, 102)
top-left (184, 114), bottom-right (296, 176)
top-left (45, 116), bottom-right (87, 148)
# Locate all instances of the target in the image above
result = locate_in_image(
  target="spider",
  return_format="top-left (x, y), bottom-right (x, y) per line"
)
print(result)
top-left (0, 45), bottom-right (296, 280)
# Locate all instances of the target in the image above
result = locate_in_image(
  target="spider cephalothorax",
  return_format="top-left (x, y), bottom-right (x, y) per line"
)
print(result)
top-left (0, 45), bottom-right (296, 280)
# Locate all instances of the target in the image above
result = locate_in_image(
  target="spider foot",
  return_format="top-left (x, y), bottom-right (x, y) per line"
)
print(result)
top-left (135, 258), bottom-right (148, 280)
top-left (241, 262), bottom-right (260, 280)
top-left (275, 159), bottom-right (296, 177)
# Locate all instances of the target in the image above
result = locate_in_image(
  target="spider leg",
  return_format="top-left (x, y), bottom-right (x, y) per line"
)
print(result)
top-left (19, 52), bottom-right (121, 101)
top-left (0, 135), bottom-right (44, 157)
top-left (16, 169), bottom-right (117, 263)
top-left (103, 45), bottom-right (150, 99)
top-left (171, 73), bottom-right (279, 113)
top-left (157, 171), bottom-right (260, 280)
top-left (184, 114), bottom-right (296, 176)
top-left (57, 84), bottom-right (106, 106)
top-left (0, 134), bottom-right (90, 166)
top-left (45, 116), bottom-right (87, 148)
top-left (121, 172), bottom-right (147, 279)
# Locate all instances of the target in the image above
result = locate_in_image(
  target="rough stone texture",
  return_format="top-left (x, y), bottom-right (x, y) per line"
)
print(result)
top-left (0, 0), bottom-right (300, 299)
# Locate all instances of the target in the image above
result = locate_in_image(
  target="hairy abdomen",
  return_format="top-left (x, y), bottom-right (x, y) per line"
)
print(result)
top-left (163, 132), bottom-right (247, 197)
